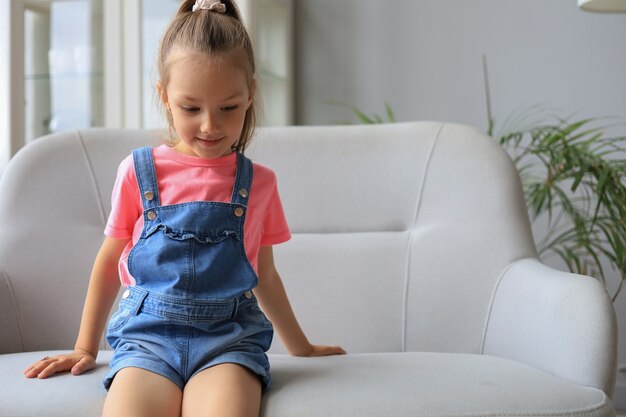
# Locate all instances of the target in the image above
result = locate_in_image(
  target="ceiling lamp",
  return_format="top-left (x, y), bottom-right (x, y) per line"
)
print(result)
top-left (578, 0), bottom-right (626, 12)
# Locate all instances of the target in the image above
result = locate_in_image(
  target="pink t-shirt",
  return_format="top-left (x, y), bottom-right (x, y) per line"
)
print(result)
top-left (105, 145), bottom-right (291, 287)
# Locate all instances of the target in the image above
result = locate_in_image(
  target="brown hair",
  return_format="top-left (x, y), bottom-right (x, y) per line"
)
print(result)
top-left (158, 0), bottom-right (258, 153)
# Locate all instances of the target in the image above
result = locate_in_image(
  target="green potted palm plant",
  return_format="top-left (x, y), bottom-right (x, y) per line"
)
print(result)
top-left (489, 108), bottom-right (626, 301)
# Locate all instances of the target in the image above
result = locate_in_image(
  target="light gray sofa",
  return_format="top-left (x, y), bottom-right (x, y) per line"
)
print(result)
top-left (0, 122), bottom-right (618, 416)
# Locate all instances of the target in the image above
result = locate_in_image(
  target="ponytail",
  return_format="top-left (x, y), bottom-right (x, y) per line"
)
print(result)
top-left (175, 0), bottom-right (244, 21)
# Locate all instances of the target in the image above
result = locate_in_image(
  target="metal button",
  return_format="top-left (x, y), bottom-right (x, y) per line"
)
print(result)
top-left (144, 191), bottom-right (154, 201)
top-left (147, 211), bottom-right (157, 220)
top-left (238, 188), bottom-right (249, 198)
top-left (234, 207), bottom-right (245, 217)
top-left (122, 289), bottom-right (131, 299)
top-left (244, 291), bottom-right (253, 299)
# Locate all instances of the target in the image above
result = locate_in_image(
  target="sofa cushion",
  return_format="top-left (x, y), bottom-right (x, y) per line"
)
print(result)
top-left (1, 351), bottom-right (612, 417)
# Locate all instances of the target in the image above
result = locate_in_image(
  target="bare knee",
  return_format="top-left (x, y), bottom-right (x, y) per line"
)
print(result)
top-left (103, 367), bottom-right (183, 417)
top-left (182, 364), bottom-right (262, 417)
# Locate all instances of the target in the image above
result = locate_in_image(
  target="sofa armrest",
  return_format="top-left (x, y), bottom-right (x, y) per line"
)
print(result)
top-left (0, 267), bottom-right (24, 354)
top-left (482, 258), bottom-right (617, 397)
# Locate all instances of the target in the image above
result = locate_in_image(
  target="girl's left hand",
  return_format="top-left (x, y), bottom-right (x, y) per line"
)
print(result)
top-left (298, 344), bottom-right (347, 357)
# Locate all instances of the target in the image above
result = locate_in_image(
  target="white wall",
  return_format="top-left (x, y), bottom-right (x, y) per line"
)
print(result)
top-left (295, 0), bottom-right (626, 130)
top-left (294, 0), bottom-right (626, 407)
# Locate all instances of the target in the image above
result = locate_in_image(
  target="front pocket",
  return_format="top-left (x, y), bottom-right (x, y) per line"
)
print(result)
top-left (236, 303), bottom-right (273, 329)
top-left (107, 307), bottom-right (134, 332)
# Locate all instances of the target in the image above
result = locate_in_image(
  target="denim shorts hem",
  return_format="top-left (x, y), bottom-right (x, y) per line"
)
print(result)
top-left (191, 356), bottom-right (271, 392)
top-left (103, 362), bottom-right (185, 391)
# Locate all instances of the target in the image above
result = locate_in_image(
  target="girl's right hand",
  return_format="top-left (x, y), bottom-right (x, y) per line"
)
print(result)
top-left (23, 349), bottom-right (96, 379)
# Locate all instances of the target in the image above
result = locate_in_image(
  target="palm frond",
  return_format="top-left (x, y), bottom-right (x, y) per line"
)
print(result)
top-left (495, 108), bottom-right (626, 301)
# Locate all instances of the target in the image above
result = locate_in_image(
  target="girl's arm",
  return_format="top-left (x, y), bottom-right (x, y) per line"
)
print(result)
top-left (254, 245), bottom-right (346, 357)
top-left (24, 237), bottom-right (129, 378)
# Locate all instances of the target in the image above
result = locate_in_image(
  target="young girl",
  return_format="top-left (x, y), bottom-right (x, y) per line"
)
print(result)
top-left (23, 0), bottom-right (345, 415)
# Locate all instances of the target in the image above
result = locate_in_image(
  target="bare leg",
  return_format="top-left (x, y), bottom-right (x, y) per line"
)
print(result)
top-left (182, 363), bottom-right (262, 417)
top-left (103, 367), bottom-right (183, 417)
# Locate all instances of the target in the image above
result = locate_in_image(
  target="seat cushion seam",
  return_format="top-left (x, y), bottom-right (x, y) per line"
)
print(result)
top-left (0, 267), bottom-right (25, 352)
top-left (479, 257), bottom-right (538, 354)
top-left (76, 130), bottom-right (108, 227)
top-left (402, 122), bottom-right (445, 352)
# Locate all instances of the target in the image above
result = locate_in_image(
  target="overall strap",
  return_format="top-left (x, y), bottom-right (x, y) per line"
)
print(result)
top-left (230, 153), bottom-right (253, 206)
top-left (132, 146), bottom-right (161, 210)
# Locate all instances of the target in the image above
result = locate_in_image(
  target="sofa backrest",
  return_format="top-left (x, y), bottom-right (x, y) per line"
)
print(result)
top-left (0, 122), bottom-right (537, 355)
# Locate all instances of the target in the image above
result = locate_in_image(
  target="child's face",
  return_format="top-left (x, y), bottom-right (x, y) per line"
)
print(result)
top-left (160, 50), bottom-right (254, 159)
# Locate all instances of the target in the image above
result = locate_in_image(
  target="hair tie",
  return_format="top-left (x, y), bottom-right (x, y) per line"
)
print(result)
top-left (192, 0), bottom-right (226, 13)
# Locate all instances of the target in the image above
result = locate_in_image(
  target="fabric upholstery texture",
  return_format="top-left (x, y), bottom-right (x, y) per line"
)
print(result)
top-left (0, 123), bottom-right (617, 416)
top-left (0, 351), bottom-right (614, 417)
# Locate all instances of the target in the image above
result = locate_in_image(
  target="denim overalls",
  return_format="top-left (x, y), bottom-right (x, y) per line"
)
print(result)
top-left (104, 147), bottom-right (274, 391)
